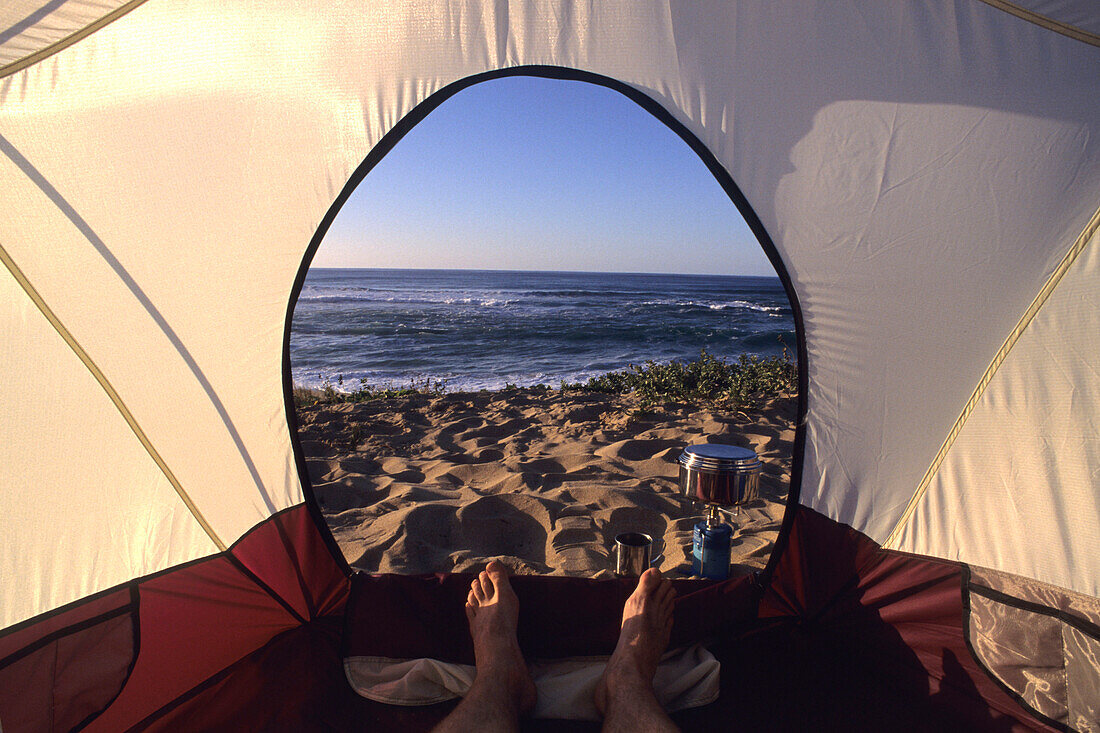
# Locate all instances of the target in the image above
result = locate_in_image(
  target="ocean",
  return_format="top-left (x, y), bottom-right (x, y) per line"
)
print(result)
top-left (290, 268), bottom-right (794, 392)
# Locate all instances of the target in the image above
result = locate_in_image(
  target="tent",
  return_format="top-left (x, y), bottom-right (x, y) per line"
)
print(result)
top-left (1, 1), bottom-right (1098, 730)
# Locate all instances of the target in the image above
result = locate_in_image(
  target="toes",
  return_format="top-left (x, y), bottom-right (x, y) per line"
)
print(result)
top-left (637, 567), bottom-right (663, 595)
top-left (467, 589), bottom-right (480, 609)
top-left (465, 600), bottom-right (476, 625)
top-left (472, 577), bottom-right (487, 603)
top-left (485, 561), bottom-right (512, 598)
top-left (479, 570), bottom-right (496, 600)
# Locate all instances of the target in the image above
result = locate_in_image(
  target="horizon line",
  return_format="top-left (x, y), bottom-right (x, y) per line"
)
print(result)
top-left (306, 265), bottom-right (780, 278)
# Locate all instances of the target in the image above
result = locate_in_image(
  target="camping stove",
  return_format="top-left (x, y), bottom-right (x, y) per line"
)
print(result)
top-left (677, 444), bottom-right (761, 580)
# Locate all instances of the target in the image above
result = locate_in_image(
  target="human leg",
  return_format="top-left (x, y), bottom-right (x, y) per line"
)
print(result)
top-left (595, 568), bottom-right (679, 733)
top-left (432, 561), bottom-right (537, 733)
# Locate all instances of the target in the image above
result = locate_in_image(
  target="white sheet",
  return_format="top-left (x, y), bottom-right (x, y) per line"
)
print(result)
top-left (344, 643), bottom-right (721, 720)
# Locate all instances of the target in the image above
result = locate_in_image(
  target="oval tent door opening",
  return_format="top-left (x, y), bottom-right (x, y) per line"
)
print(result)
top-left (290, 75), bottom-right (796, 580)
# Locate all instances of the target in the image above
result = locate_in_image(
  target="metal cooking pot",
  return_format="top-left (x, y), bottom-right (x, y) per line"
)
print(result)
top-left (677, 443), bottom-right (761, 507)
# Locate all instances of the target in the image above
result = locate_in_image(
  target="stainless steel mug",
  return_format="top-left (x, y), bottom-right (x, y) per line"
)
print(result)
top-left (614, 532), bottom-right (663, 576)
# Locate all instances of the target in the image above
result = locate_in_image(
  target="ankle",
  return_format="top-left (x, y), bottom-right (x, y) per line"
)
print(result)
top-left (603, 659), bottom-right (651, 696)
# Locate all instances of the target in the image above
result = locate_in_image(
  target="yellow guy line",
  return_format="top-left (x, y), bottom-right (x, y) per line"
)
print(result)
top-left (0, 0), bottom-right (153, 80)
top-left (975, 0), bottom-right (1100, 48)
top-left (0, 242), bottom-right (227, 552)
top-left (883, 203), bottom-right (1100, 550)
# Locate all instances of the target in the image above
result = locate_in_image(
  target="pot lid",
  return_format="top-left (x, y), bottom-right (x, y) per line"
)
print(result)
top-left (678, 443), bottom-right (761, 471)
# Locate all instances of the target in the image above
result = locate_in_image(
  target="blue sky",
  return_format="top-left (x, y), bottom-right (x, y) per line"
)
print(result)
top-left (314, 76), bottom-right (772, 277)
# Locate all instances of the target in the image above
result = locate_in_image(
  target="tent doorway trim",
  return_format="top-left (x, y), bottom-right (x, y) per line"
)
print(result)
top-left (282, 63), bottom-right (810, 589)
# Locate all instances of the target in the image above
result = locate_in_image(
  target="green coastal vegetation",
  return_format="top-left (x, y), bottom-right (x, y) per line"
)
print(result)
top-left (294, 349), bottom-right (795, 411)
top-left (561, 349), bottom-right (795, 408)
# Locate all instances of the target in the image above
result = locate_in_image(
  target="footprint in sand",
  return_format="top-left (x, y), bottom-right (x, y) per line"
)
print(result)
top-left (441, 416), bottom-right (486, 434)
top-left (599, 505), bottom-right (668, 547)
top-left (464, 419), bottom-right (529, 441)
top-left (305, 457), bottom-right (338, 484)
top-left (379, 457), bottom-right (426, 483)
top-left (337, 456), bottom-right (382, 474)
top-left (428, 461), bottom-right (501, 487)
top-left (313, 479), bottom-right (388, 513)
top-left (561, 404), bottom-right (609, 423)
top-left (455, 494), bottom-right (551, 565)
top-left (554, 546), bottom-right (612, 575)
top-left (548, 515), bottom-right (601, 552)
top-left (346, 501), bottom-right (458, 573)
top-left (448, 551), bottom-right (548, 575)
top-left (516, 457), bottom-right (566, 474)
top-left (595, 438), bottom-right (684, 462)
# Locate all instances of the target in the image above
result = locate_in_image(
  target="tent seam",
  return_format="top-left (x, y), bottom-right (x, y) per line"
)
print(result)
top-left (0, 0), bottom-right (153, 80)
top-left (0, 503), bottom-right (312, 641)
top-left (71, 585), bottom-right (141, 732)
top-left (125, 621), bottom-right (324, 730)
top-left (973, 0), bottom-right (1100, 48)
top-left (271, 514), bottom-right (318, 620)
top-left (0, 241), bottom-right (227, 552)
top-left (883, 203), bottom-right (1100, 550)
top-left (0, 604), bottom-right (132, 670)
top-left (969, 582), bottom-right (1100, 641)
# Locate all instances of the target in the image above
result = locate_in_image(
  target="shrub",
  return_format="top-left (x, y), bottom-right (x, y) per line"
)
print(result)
top-left (562, 348), bottom-right (795, 409)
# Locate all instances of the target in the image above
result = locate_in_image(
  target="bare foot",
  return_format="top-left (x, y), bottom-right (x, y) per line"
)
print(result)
top-left (464, 560), bottom-right (537, 716)
top-left (595, 568), bottom-right (676, 717)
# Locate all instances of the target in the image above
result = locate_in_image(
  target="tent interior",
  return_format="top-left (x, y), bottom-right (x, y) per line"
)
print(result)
top-left (1, 2), bottom-right (1098, 731)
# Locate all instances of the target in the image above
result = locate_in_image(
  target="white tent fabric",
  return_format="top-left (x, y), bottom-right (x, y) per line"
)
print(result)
top-left (894, 217), bottom-right (1100, 596)
top-left (0, 261), bottom-right (219, 622)
top-left (2, 0), bottom-right (1099, 631)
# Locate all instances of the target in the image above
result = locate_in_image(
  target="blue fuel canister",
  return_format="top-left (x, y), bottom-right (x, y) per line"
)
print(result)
top-left (692, 520), bottom-right (732, 579)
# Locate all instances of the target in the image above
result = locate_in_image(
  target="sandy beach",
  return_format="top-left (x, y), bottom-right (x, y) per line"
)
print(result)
top-left (297, 388), bottom-right (795, 579)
